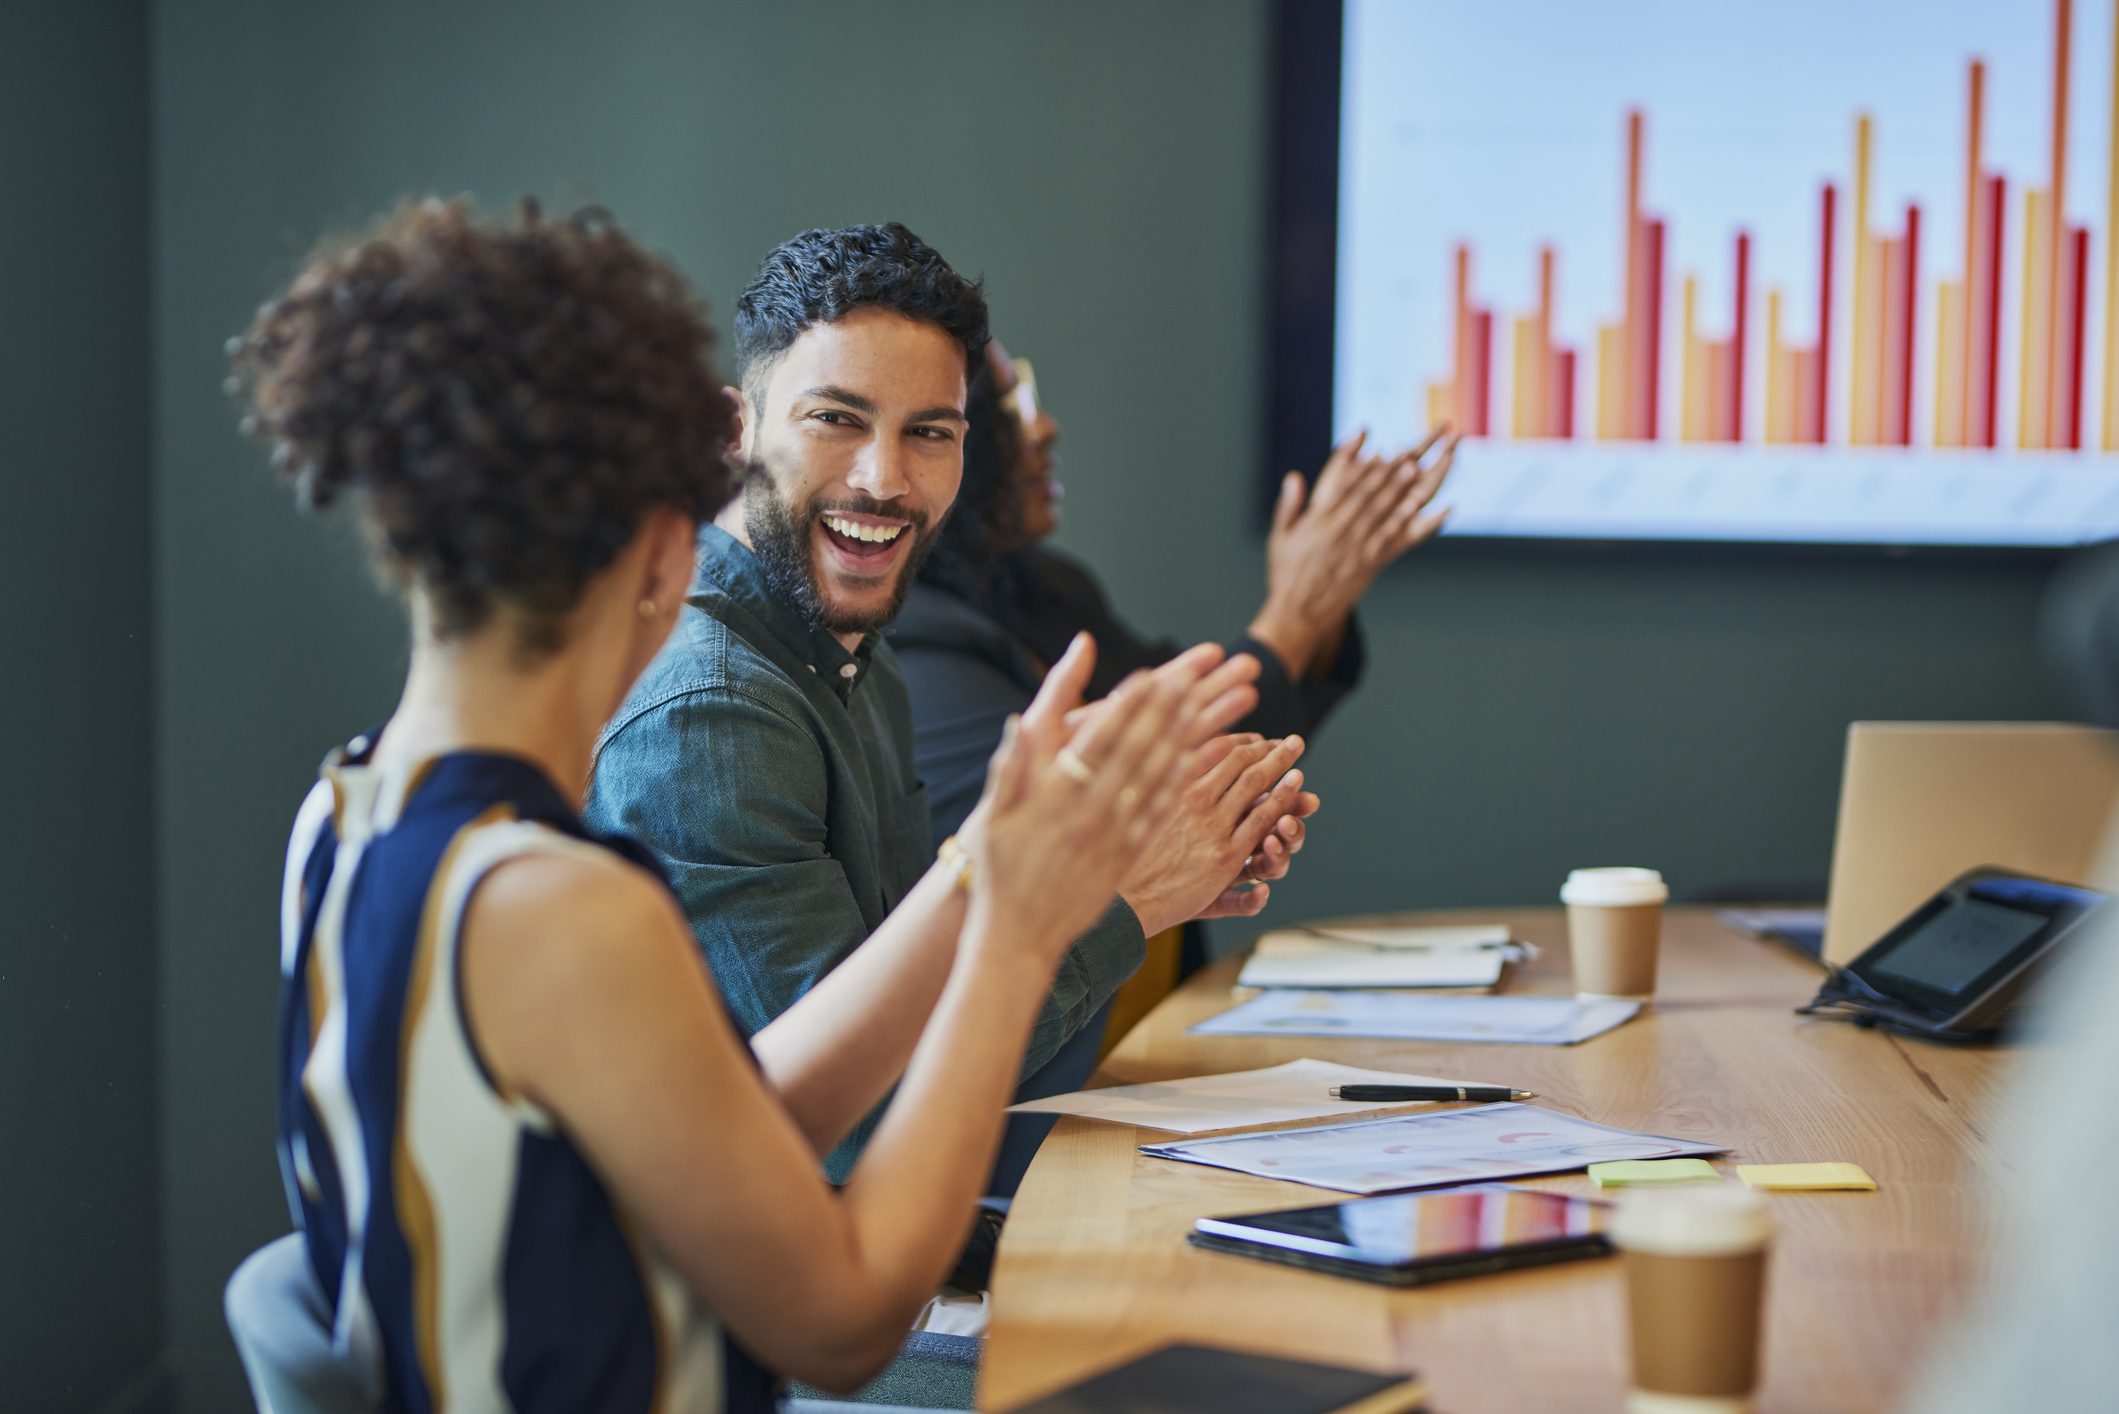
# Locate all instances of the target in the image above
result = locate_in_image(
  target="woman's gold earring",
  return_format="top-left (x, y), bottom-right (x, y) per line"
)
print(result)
top-left (638, 598), bottom-right (659, 620)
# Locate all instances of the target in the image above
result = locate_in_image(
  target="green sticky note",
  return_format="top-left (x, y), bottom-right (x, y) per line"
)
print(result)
top-left (1737, 1162), bottom-right (1877, 1191)
top-left (1588, 1159), bottom-right (1722, 1187)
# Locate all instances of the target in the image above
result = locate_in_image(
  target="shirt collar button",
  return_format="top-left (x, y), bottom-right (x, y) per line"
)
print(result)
top-left (838, 663), bottom-right (859, 680)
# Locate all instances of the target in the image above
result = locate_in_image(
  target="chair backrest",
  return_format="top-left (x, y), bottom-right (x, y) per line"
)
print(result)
top-left (224, 1234), bottom-right (380, 1414)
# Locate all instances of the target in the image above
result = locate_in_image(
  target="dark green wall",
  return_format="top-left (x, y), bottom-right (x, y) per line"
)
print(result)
top-left (149, 1), bottom-right (2061, 1408)
top-left (0, 3), bottom-right (162, 1410)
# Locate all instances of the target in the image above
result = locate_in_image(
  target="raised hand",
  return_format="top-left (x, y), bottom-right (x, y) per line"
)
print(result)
top-left (1249, 424), bottom-right (1459, 677)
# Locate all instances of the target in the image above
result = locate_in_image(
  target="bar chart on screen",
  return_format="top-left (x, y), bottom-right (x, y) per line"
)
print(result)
top-left (1334, 0), bottom-right (2119, 544)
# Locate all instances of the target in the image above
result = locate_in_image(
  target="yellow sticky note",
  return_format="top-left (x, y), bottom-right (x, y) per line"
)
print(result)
top-left (1588, 1159), bottom-right (1722, 1187)
top-left (1736, 1162), bottom-right (1877, 1191)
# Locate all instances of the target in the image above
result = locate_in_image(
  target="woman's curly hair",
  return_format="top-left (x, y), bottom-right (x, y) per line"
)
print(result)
top-left (229, 198), bottom-right (736, 655)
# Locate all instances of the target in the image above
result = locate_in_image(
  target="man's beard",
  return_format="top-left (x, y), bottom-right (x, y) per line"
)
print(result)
top-left (743, 470), bottom-right (939, 637)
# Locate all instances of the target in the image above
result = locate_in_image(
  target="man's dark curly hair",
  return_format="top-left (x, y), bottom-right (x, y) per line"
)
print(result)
top-left (229, 197), bottom-right (736, 655)
top-left (732, 222), bottom-right (988, 403)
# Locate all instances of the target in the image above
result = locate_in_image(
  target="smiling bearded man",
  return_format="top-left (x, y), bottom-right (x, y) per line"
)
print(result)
top-left (582, 227), bottom-right (1305, 1218)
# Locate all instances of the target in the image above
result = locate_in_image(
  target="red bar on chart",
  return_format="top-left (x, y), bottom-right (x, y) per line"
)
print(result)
top-left (2065, 224), bottom-right (2090, 448)
top-left (1472, 309), bottom-right (1493, 436)
top-left (1900, 205), bottom-right (1920, 447)
top-left (1555, 348), bottom-right (1576, 438)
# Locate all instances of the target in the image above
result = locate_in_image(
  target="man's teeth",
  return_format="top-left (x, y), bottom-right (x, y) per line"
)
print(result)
top-left (823, 515), bottom-right (906, 544)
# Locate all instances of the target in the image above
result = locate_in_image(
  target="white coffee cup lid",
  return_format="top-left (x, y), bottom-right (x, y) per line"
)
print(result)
top-left (1561, 867), bottom-right (1669, 907)
top-left (1611, 1185), bottom-right (1771, 1256)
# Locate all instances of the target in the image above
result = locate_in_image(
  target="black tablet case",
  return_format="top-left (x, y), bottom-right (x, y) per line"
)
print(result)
top-left (1013, 1342), bottom-right (1426, 1413)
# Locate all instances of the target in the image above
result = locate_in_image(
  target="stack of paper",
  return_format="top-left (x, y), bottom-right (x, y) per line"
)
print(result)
top-left (1004, 1058), bottom-right (1512, 1134)
top-left (1191, 989), bottom-right (1640, 1045)
top-left (1234, 924), bottom-right (1518, 990)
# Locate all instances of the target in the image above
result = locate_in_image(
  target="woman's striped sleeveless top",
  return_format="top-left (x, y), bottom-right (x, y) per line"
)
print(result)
top-left (275, 737), bottom-right (777, 1413)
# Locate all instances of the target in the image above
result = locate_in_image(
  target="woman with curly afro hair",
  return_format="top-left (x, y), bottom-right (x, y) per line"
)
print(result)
top-left (224, 198), bottom-right (1216, 1412)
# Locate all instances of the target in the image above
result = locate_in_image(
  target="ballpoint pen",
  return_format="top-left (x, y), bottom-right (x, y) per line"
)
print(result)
top-left (1327, 1085), bottom-right (1537, 1102)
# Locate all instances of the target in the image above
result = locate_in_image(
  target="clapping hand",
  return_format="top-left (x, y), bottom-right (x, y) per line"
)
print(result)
top-left (964, 634), bottom-right (1235, 958)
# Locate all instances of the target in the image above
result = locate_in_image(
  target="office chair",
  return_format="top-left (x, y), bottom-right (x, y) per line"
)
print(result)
top-left (224, 1235), bottom-right (378, 1414)
top-left (227, 1232), bottom-right (970, 1412)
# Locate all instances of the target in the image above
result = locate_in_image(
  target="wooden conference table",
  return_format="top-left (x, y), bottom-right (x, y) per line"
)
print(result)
top-left (980, 908), bottom-right (2007, 1413)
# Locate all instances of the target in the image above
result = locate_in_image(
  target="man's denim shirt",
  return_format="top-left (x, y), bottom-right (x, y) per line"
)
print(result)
top-left (585, 527), bottom-right (1144, 1179)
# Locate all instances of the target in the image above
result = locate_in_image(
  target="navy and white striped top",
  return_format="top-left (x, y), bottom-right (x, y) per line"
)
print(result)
top-left (275, 738), bottom-right (777, 1413)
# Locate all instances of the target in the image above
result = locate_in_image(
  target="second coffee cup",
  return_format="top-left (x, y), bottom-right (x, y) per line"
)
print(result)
top-left (1561, 866), bottom-right (1669, 1000)
top-left (1613, 1185), bottom-right (1774, 1414)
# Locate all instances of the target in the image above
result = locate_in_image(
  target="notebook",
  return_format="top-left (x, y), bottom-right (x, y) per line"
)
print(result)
top-left (1013, 1343), bottom-right (1427, 1413)
top-left (1236, 929), bottom-right (1511, 989)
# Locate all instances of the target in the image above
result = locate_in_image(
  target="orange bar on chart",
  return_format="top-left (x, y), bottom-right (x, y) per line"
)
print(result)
top-left (1534, 245), bottom-right (1555, 438)
top-left (1796, 349), bottom-right (1813, 447)
top-left (1511, 314), bottom-right (1537, 438)
top-left (1936, 282), bottom-right (1963, 447)
top-left (2045, 0), bottom-right (2074, 447)
top-left (1966, 173), bottom-right (2000, 447)
top-left (1681, 275), bottom-right (1703, 440)
top-left (1707, 341), bottom-right (1733, 442)
top-left (1623, 110), bottom-right (1645, 439)
top-left (2021, 189), bottom-right (2051, 447)
top-left (1779, 346), bottom-right (1801, 443)
top-left (1765, 289), bottom-right (1786, 444)
top-left (1593, 324), bottom-right (1610, 438)
top-left (1859, 232), bottom-right (1887, 443)
top-left (1880, 236), bottom-right (1906, 447)
top-left (1452, 244), bottom-right (1473, 434)
top-left (1960, 60), bottom-right (1985, 446)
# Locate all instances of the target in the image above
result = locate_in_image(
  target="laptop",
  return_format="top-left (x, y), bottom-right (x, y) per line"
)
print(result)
top-left (1821, 723), bottom-right (2119, 966)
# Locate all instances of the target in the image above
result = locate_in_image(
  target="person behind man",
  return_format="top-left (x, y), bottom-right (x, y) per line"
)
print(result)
top-left (232, 198), bottom-right (1222, 1411)
top-left (893, 340), bottom-right (1453, 940)
top-left (585, 225), bottom-right (1315, 1184)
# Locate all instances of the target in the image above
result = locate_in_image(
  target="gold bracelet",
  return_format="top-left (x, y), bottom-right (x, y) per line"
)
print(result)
top-left (936, 834), bottom-right (974, 893)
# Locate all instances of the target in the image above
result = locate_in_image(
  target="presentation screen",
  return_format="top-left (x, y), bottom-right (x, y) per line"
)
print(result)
top-left (1327, 0), bottom-right (2119, 546)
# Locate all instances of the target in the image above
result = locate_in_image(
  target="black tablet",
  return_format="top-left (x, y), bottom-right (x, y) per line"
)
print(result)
top-left (1189, 1184), bottom-right (1613, 1287)
top-left (1804, 866), bottom-right (2110, 1040)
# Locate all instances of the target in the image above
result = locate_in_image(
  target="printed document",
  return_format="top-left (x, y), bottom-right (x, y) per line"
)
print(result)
top-left (1141, 1104), bottom-right (1724, 1194)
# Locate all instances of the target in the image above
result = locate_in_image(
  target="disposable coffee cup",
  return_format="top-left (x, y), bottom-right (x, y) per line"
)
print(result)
top-left (1560, 867), bottom-right (1669, 1001)
top-left (1612, 1186), bottom-right (1773, 1414)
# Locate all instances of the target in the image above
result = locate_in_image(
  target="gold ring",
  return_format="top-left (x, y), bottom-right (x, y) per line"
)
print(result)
top-left (1055, 748), bottom-right (1095, 785)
